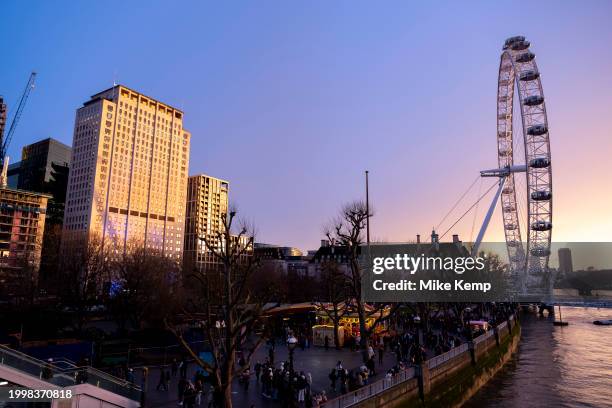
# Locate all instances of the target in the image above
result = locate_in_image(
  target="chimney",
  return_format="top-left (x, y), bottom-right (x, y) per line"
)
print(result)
top-left (452, 234), bottom-right (459, 244)
top-left (321, 239), bottom-right (329, 248)
top-left (416, 234), bottom-right (421, 244)
top-left (431, 229), bottom-right (439, 251)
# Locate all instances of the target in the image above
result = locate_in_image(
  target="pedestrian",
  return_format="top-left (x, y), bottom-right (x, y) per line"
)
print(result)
top-left (180, 359), bottom-right (188, 379)
top-left (165, 370), bottom-right (171, 391)
top-left (329, 368), bottom-right (337, 390)
top-left (194, 379), bottom-right (203, 406)
top-left (171, 359), bottom-right (178, 377)
top-left (366, 356), bottom-right (376, 376)
top-left (183, 382), bottom-right (196, 408)
top-left (297, 372), bottom-right (307, 403)
top-left (324, 335), bottom-right (330, 350)
top-left (378, 344), bottom-right (384, 365)
top-left (241, 368), bottom-right (250, 391)
top-left (254, 361), bottom-right (262, 382)
top-left (42, 359), bottom-right (54, 380)
top-left (339, 369), bottom-right (348, 394)
top-left (127, 368), bottom-right (135, 384)
top-left (268, 347), bottom-right (275, 365)
top-left (178, 377), bottom-right (187, 405)
top-left (367, 344), bottom-right (375, 360)
top-left (156, 369), bottom-right (166, 391)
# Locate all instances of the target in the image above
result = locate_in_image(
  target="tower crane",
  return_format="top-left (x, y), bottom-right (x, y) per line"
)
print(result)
top-left (0, 72), bottom-right (37, 167)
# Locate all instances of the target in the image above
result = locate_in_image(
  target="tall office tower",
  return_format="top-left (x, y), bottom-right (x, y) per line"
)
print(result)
top-left (558, 247), bottom-right (573, 275)
top-left (183, 174), bottom-right (229, 273)
top-left (63, 85), bottom-right (190, 261)
top-left (16, 137), bottom-right (71, 193)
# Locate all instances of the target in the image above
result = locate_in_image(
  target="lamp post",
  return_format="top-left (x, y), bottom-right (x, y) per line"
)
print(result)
top-left (463, 307), bottom-right (473, 341)
top-left (286, 334), bottom-right (298, 407)
top-left (413, 316), bottom-right (424, 401)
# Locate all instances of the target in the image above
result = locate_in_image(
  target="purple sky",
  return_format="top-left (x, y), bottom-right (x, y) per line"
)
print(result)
top-left (2, 1), bottom-right (612, 251)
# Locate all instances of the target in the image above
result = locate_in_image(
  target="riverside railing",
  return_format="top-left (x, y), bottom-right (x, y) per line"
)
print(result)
top-left (0, 344), bottom-right (141, 401)
top-left (427, 342), bottom-right (469, 370)
top-left (322, 314), bottom-right (516, 408)
top-left (321, 367), bottom-right (416, 408)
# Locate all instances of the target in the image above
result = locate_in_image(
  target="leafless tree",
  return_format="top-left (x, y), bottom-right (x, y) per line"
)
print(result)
top-left (316, 260), bottom-right (350, 349)
top-left (108, 242), bottom-right (182, 333)
top-left (57, 235), bottom-right (109, 333)
top-left (326, 200), bottom-right (399, 362)
top-left (168, 209), bottom-right (265, 408)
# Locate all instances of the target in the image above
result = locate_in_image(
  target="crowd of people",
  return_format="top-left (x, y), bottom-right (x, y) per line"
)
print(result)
top-left (135, 303), bottom-right (518, 407)
top-left (249, 354), bottom-right (327, 407)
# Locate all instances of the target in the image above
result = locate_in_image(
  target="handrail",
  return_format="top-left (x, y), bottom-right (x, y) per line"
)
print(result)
top-left (0, 344), bottom-right (141, 400)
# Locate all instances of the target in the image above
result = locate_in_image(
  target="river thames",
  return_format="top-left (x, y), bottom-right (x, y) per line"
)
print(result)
top-left (465, 306), bottom-right (612, 408)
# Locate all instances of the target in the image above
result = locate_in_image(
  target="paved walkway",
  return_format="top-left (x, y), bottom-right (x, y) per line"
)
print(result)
top-left (140, 344), bottom-right (399, 407)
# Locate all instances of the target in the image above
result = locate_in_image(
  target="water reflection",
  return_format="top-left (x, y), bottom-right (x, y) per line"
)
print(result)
top-left (465, 307), bottom-right (612, 408)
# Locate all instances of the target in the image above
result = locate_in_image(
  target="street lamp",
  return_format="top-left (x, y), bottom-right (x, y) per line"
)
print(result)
top-left (286, 334), bottom-right (298, 372)
top-left (413, 316), bottom-right (424, 402)
top-left (463, 307), bottom-right (473, 341)
top-left (413, 316), bottom-right (422, 364)
top-left (286, 334), bottom-right (298, 407)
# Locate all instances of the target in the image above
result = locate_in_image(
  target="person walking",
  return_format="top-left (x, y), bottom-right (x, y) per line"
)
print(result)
top-left (183, 382), bottom-right (196, 408)
top-left (178, 377), bottom-right (187, 406)
top-left (268, 347), bottom-right (275, 365)
top-left (180, 359), bottom-right (188, 379)
top-left (242, 368), bottom-right (250, 391)
top-left (378, 344), bottom-right (385, 365)
top-left (254, 361), bottom-right (262, 382)
top-left (165, 370), bottom-right (171, 391)
top-left (194, 379), bottom-right (203, 406)
top-left (297, 372), bottom-right (307, 403)
top-left (329, 368), bottom-right (337, 391)
top-left (156, 369), bottom-right (167, 391)
top-left (171, 359), bottom-right (178, 377)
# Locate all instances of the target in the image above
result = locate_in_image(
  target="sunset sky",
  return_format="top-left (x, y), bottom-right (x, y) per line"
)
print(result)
top-left (2, 1), bottom-right (611, 251)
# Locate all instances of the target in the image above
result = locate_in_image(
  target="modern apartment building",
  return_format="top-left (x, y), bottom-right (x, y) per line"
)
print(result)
top-left (62, 85), bottom-right (190, 261)
top-left (183, 174), bottom-right (229, 273)
top-left (0, 184), bottom-right (50, 296)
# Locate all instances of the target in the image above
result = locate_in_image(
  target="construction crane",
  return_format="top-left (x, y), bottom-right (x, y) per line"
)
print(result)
top-left (0, 72), bottom-right (37, 166)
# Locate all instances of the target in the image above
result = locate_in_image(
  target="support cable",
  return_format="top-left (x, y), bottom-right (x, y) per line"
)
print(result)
top-left (435, 175), bottom-right (480, 232)
top-left (439, 180), bottom-right (499, 241)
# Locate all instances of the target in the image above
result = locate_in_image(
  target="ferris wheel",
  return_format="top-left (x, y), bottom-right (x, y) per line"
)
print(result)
top-left (473, 36), bottom-right (552, 296)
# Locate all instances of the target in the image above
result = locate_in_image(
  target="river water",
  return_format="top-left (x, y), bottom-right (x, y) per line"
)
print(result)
top-left (465, 307), bottom-right (612, 408)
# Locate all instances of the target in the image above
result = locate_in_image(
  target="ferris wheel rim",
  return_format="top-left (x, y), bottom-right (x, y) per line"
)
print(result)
top-left (496, 36), bottom-right (553, 280)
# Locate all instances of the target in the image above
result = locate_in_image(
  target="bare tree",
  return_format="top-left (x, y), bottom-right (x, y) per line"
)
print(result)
top-left (316, 260), bottom-right (350, 349)
top-left (326, 201), bottom-right (399, 362)
top-left (108, 242), bottom-right (182, 333)
top-left (58, 235), bottom-right (109, 334)
top-left (168, 209), bottom-right (265, 408)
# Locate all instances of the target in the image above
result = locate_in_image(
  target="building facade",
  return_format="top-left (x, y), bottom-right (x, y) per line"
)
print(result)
top-left (0, 97), bottom-right (6, 150)
top-left (15, 137), bottom-right (71, 193)
top-left (62, 85), bottom-right (190, 261)
top-left (7, 162), bottom-right (20, 189)
top-left (183, 174), bottom-right (229, 273)
top-left (0, 186), bottom-right (49, 296)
